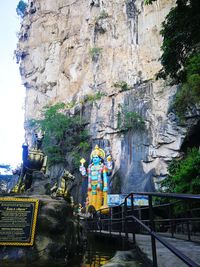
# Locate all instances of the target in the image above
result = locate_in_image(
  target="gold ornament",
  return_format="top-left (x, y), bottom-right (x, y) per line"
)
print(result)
top-left (80, 158), bottom-right (86, 165)
top-left (90, 145), bottom-right (105, 159)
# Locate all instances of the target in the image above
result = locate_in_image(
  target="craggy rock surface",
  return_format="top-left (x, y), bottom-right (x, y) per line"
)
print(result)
top-left (16, 0), bottom-right (200, 192)
top-left (0, 193), bottom-right (81, 266)
top-left (102, 249), bottom-right (145, 267)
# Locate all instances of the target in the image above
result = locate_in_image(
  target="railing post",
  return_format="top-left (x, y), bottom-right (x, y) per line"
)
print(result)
top-left (131, 193), bottom-right (136, 243)
top-left (95, 213), bottom-right (97, 232)
top-left (125, 197), bottom-right (128, 240)
top-left (99, 210), bottom-right (102, 233)
top-left (110, 207), bottom-right (113, 233)
top-left (186, 202), bottom-right (191, 241)
top-left (85, 216), bottom-right (88, 233)
top-left (77, 214), bottom-right (81, 244)
top-left (119, 206), bottom-right (122, 237)
top-left (186, 219), bottom-right (191, 241)
top-left (149, 195), bottom-right (158, 267)
top-left (122, 205), bottom-right (124, 233)
top-left (109, 207), bottom-right (111, 235)
top-left (169, 203), bottom-right (174, 238)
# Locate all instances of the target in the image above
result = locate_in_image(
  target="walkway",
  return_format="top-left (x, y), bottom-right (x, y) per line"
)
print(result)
top-left (92, 230), bottom-right (200, 267)
top-left (86, 192), bottom-right (200, 266)
top-left (135, 234), bottom-right (200, 267)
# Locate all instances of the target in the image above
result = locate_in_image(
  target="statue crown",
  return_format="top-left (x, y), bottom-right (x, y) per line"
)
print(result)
top-left (90, 145), bottom-right (105, 159)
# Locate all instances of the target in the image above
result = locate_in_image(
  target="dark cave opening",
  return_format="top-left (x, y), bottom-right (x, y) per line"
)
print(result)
top-left (181, 120), bottom-right (200, 152)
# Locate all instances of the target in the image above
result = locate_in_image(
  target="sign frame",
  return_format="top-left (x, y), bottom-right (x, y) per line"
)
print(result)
top-left (107, 194), bottom-right (149, 207)
top-left (0, 197), bottom-right (39, 246)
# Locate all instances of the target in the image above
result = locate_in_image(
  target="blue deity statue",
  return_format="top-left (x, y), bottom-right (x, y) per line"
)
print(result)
top-left (80, 145), bottom-right (113, 211)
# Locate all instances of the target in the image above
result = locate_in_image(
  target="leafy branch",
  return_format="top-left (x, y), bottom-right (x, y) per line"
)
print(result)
top-left (31, 103), bottom-right (90, 167)
top-left (161, 148), bottom-right (200, 194)
top-left (117, 105), bottom-right (145, 132)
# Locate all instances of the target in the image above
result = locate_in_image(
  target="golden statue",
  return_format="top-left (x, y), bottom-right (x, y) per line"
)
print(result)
top-left (11, 133), bottom-right (47, 193)
top-left (50, 169), bottom-right (75, 200)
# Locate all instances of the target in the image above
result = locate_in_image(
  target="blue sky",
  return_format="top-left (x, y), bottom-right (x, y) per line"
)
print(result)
top-left (0, 1), bottom-right (25, 168)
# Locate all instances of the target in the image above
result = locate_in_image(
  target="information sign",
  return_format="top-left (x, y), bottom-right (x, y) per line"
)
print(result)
top-left (0, 198), bottom-right (39, 246)
top-left (108, 194), bottom-right (148, 207)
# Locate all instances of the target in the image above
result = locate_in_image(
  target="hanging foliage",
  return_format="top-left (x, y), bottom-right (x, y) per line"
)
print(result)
top-left (32, 103), bottom-right (90, 167)
top-left (161, 148), bottom-right (200, 194)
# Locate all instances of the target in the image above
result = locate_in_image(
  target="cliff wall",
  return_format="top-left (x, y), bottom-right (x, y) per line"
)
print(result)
top-left (17, 0), bottom-right (189, 192)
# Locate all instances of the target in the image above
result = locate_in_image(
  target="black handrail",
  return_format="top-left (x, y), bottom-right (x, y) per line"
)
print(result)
top-left (86, 191), bottom-right (200, 267)
top-left (126, 215), bottom-right (199, 267)
top-left (124, 192), bottom-right (200, 200)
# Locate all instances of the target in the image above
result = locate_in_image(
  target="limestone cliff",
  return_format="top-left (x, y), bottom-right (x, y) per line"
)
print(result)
top-left (16, 0), bottom-right (199, 193)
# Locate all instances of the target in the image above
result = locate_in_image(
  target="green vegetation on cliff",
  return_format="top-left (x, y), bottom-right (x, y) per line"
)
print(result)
top-left (159, 0), bottom-right (200, 82)
top-left (113, 81), bottom-right (131, 92)
top-left (33, 103), bottom-right (90, 167)
top-left (162, 148), bottom-right (200, 194)
top-left (117, 104), bottom-right (145, 132)
top-left (145, 0), bottom-right (200, 194)
top-left (146, 0), bottom-right (200, 117)
top-left (173, 53), bottom-right (200, 117)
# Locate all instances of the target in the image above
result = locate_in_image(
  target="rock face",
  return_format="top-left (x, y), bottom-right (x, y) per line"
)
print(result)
top-left (16, 0), bottom-right (199, 192)
top-left (0, 177), bottom-right (82, 266)
top-left (102, 249), bottom-right (144, 267)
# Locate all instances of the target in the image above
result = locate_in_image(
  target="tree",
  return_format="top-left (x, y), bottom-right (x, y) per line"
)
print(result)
top-left (158, 0), bottom-right (200, 83)
top-left (32, 103), bottom-right (90, 167)
top-left (173, 52), bottom-right (200, 117)
top-left (145, 0), bottom-right (200, 116)
top-left (161, 148), bottom-right (200, 194)
top-left (16, 0), bottom-right (28, 18)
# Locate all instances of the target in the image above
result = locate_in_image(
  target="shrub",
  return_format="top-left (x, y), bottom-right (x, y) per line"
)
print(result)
top-left (89, 47), bottom-right (102, 61)
top-left (161, 148), bottom-right (200, 194)
top-left (144, 0), bottom-right (156, 4)
top-left (173, 52), bottom-right (200, 118)
top-left (32, 103), bottom-right (90, 167)
top-left (145, 0), bottom-right (200, 118)
top-left (84, 91), bottom-right (106, 103)
top-left (117, 105), bottom-right (145, 132)
top-left (113, 81), bottom-right (131, 92)
top-left (97, 10), bottom-right (109, 20)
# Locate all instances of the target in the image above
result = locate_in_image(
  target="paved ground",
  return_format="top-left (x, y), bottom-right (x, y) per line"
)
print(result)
top-left (92, 230), bottom-right (200, 267)
top-left (135, 234), bottom-right (200, 267)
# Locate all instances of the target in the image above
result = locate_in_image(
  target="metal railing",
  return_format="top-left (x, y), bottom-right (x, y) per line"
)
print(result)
top-left (86, 192), bottom-right (200, 267)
